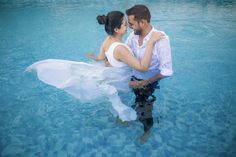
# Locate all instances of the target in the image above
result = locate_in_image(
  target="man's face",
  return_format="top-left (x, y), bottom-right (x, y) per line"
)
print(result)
top-left (127, 15), bottom-right (142, 35)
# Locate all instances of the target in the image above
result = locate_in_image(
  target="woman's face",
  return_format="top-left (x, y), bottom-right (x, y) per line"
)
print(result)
top-left (117, 16), bottom-right (128, 35)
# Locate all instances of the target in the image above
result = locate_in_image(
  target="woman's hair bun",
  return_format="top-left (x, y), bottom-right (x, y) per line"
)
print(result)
top-left (97, 15), bottom-right (107, 25)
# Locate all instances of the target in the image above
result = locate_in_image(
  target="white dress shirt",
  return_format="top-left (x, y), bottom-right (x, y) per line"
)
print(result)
top-left (126, 27), bottom-right (173, 80)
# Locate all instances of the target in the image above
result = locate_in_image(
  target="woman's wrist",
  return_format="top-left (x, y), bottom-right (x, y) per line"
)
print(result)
top-left (147, 40), bottom-right (156, 45)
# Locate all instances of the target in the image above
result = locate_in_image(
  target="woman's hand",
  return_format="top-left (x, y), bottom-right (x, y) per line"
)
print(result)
top-left (104, 58), bottom-right (112, 67)
top-left (149, 32), bottom-right (165, 44)
top-left (87, 52), bottom-right (96, 60)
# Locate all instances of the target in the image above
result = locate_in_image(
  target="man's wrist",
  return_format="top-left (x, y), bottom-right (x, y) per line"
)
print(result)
top-left (147, 79), bottom-right (152, 84)
top-left (142, 80), bottom-right (151, 86)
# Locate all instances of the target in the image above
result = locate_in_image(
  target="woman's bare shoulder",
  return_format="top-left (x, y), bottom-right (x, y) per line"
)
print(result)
top-left (114, 44), bottom-right (131, 58)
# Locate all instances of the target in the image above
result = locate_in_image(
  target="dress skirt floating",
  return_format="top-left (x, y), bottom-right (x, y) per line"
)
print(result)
top-left (26, 59), bottom-right (137, 121)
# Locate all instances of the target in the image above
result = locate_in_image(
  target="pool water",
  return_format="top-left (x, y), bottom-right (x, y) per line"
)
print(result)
top-left (1, 0), bottom-right (236, 156)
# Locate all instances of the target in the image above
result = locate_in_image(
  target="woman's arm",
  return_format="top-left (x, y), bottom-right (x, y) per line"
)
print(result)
top-left (87, 46), bottom-right (106, 61)
top-left (87, 36), bottom-right (109, 61)
top-left (115, 32), bottom-right (164, 71)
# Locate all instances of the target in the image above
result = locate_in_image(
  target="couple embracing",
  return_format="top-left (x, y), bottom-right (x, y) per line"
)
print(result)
top-left (88, 4), bottom-right (173, 135)
top-left (27, 5), bottom-right (173, 138)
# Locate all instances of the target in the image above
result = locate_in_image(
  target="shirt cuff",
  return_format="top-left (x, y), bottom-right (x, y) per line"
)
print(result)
top-left (160, 69), bottom-right (173, 77)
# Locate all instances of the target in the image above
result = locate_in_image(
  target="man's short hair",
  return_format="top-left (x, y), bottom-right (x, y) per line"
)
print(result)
top-left (126, 4), bottom-right (151, 23)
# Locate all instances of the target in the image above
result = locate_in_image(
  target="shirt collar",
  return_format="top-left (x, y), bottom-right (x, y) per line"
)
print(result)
top-left (134, 26), bottom-right (157, 44)
top-left (143, 26), bottom-right (156, 43)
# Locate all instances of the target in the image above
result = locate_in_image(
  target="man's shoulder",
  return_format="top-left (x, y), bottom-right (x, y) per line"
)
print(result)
top-left (153, 28), bottom-right (167, 36)
top-left (153, 29), bottom-right (170, 43)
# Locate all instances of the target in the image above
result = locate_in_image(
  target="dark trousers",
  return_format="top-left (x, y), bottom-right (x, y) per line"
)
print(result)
top-left (131, 76), bottom-right (159, 132)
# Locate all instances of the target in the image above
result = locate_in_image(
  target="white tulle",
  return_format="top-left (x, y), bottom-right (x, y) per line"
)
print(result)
top-left (26, 59), bottom-right (137, 121)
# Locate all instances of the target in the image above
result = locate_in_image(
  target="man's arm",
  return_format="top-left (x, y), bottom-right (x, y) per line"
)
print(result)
top-left (147, 73), bottom-right (165, 83)
top-left (129, 73), bottom-right (165, 88)
top-left (130, 36), bottom-right (173, 88)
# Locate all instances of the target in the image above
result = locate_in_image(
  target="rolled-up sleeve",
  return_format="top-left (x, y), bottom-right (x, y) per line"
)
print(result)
top-left (158, 37), bottom-right (173, 77)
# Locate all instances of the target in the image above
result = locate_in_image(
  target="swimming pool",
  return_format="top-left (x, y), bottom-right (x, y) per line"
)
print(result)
top-left (1, 0), bottom-right (236, 156)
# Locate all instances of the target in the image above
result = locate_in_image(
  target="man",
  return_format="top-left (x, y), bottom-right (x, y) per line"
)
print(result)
top-left (125, 4), bottom-right (173, 141)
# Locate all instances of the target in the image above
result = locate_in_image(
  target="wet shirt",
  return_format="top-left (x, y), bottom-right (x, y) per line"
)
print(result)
top-left (126, 27), bottom-right (173, 80)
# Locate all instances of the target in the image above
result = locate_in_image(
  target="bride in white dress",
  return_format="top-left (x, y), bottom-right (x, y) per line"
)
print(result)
top-left (26, 11), bottom-right (163, 121)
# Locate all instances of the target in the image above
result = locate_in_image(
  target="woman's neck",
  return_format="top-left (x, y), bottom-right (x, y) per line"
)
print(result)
top-left (110, 34), bottom-right (123, 42)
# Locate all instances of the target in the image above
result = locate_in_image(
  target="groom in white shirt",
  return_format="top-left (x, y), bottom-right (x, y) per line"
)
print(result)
top-left (125, 4), bottom-right (173, 140)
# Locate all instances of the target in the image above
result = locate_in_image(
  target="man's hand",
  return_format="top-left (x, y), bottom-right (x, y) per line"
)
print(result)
top-left (129, 80), bottom-right (149, 89)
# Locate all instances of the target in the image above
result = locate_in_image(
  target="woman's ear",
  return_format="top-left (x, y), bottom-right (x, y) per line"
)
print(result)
top-left (114, 28), bottom-right (119, 33)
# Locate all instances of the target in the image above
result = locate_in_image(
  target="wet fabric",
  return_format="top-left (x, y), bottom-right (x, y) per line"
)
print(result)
top-left (26, 59), bottom-right (137, 121)
top-left (131, 76), bottom-right (159, 132)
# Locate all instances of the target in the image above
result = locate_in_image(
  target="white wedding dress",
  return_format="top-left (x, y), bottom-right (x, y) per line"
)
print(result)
top-left (26, 42), bottom-right (137, 121)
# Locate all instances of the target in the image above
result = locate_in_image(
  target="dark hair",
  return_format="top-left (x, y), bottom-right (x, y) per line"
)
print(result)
top-left (97, 11), bottom-right (124, 35)
top-left (126, 4), bottom-right (151, 23)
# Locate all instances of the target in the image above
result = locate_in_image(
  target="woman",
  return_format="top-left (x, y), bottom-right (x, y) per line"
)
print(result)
top-left (26, 11), bottom-right (163, 122)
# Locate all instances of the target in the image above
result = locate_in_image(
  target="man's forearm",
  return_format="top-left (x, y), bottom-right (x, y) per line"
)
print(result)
top-left (148, 73), bottom-right (165, 83)
top-left (129, 73), bottom-right (165, 88)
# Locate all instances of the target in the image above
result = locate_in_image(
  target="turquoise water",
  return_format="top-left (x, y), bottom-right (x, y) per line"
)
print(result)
top-left (1, 0), bottom-right (236, 156)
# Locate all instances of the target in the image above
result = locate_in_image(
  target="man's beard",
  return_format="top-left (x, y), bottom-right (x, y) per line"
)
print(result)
top-left (134, 29), bottom-right (142, 35)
